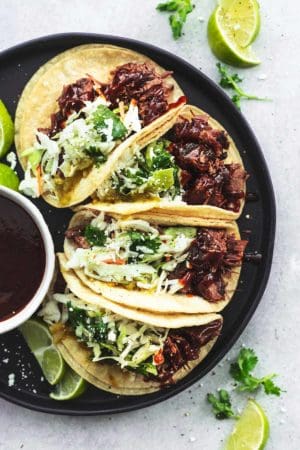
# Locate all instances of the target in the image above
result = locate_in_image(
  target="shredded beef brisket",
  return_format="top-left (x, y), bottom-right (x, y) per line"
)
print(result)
top-left (168, 228), bottom-right (248, 302)
top-left (103, 63), bottom-right (173, 126)
top-left (40, 77), bottom-right (101, 137)
top-left (156, 319), bottom-right (222, 383)
top-left (65, 226), bottom-right (90, 249)
top-left (39, 63), bottom-right (175, 137)
top-left (169, 116), bottom-right (247, 212)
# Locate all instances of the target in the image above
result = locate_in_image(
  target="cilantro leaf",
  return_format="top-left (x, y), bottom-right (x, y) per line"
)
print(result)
top-left (84, 225), bottom-right (106, 247)
top-left (237, 348), bottom-right (258, 374)
top-left (216, 63), bottom-right (269, 110)
top-left (230, 348), bottom-right (283, 396)
top-left (262, 377), bottom-right (282, 396)
top-left (207, 390), bottom-right (238, 420)
top-left (157, 0), bottom-right (194, 39)
top-left (91, 105), bottom-right (127, 140)
top-left (84, 146), bottom-right (107, 166)
top-left (128, 230), bottom-right (161, 261)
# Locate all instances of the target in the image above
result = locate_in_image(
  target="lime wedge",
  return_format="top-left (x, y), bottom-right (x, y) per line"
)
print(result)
top-left (0, 163), bottom-right (20, 191)
top-left (225, 399), bottom-right (269, 450)
top-left (208, 0), bottom-right (261, 67)
top-left (50, 366), bottom-right (87, 401)
top-left (0, 100), bottom-right (14, 158)
top-left (19, 319), bottom-right (66, 385)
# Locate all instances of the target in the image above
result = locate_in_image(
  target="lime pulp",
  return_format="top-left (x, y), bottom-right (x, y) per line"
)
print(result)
top-left (0, 99), bottom-right (14, 158)
top-left (0, 163), bottom-right (19, 191)
top-left (207, 0), bottom-right (261, 67)
top-left (19, 319), bottom-right (66, 385)
top-left (49, 366), bottom-right (87, 401)
top-left (225, 399), bottom-right (270, 450)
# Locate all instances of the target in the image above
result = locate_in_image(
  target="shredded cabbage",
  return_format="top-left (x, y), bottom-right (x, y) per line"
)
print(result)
top-left (40, 292), bottom-right (168, 374)
top-left (20, 96), bottom-right (139, 198)
top-left (66, 215), bottom-right (197, 293)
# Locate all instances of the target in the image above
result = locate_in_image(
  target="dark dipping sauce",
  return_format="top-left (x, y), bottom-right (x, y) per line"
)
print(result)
top-left (0, 196), bottom-right (45, 322)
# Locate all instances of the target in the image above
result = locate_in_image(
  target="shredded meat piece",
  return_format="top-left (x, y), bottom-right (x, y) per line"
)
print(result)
top-left (156, 319), bottom-right (222, 383)
top-left (169, 116), bottom-right (247, 212)
top-left (168, 229), bottom-right (248, 302)
top-left (65, 226), bottom-right (90, 249)
top-left (40, 77), bottom-right (101, 136)
top-left (104, 63), bottom-right (173, 126)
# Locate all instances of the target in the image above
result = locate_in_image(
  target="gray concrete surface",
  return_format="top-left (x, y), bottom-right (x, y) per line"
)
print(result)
top-left (0, 0), bottom-right (299, 449)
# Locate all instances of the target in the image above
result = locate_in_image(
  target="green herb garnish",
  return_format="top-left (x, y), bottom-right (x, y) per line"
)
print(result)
top-left (91, 105), bottom-right (127, 140)
top-left (68, 303), bottom-right (108, 342)
top-left (128, 230), bottom-right (161, 261)
top-left (207, 389), bottom-right (238, 420)
top-left (84, 146), bottom-right (107, 166)
top-left (84, 225), bottom-right (106, 247)
top-left (217, 63), bottom-right (269, 110)
top-left (157, 0), bottom-right (194, 39)
top-left (230, 348), bottom-right (282, 396)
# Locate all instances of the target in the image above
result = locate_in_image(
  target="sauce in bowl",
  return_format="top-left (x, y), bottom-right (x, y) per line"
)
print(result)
top-left (0, 196), bottom-right (46, 322)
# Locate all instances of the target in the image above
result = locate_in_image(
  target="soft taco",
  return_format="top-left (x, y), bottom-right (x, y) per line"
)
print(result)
top-left (92, 104), bottom-right (247, 220)
top-left (62, 207), bottom-right (248, 314)
top-left (39, 269), bottom-right (222, 395)
top-left (16, 44), bottom-right (185, 207)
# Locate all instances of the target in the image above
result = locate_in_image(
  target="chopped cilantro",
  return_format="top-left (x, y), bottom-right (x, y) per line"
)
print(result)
top-left (84, 146), bottom-right (107, 166)
top-left (128, 230), bottom-right (161, 261)
top-left (84, 224), bottom-right (106, 247)
top-left (67, 303), bottom-right (108, 342)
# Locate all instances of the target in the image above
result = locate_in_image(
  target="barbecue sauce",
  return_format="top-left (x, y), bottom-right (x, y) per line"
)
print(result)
top-left (0, 196), bottom-right (45, 321)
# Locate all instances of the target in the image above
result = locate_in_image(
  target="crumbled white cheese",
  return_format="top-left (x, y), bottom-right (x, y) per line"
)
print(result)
top-left (123, 101), bottom-right (141, 133)
top-left (19, 167), bottom-right (39, 198)
top-left (38, 297), bottom-right (61, 324)
top-left (8, 373), bottom-right (15, 387)
top-left (257, 73), bottom-right (267, 81)
top-left (6, 152), bottom-right (17, 170)
top-left (108, 330), bottom-right (117, 342)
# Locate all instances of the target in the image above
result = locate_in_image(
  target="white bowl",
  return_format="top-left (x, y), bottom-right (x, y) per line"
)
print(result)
top-left (0, 186), bottom-right (55, 334)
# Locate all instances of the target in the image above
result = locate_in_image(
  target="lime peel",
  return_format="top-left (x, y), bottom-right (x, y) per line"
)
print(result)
top-left (49, 367), bottom-right (87, 401)
top-left (225, 399), bottom-right (270, 450)
top-left (19, 319), bottom-right (66, 386)
top-left (0, 99), bottom-right (14, 158)
top-left (207, 0), bottom-right (261, 68)
top-left (0, 163), bottom-right (20, 191)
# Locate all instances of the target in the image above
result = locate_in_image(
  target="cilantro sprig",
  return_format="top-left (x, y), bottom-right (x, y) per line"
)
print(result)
top-left (217, 63), bottom-right (269, 110)
top-left (230, 348), bottom-right (282, 396)
top-left (207, 390), bottom-right (239, 420)
top-left (157, 0), bottom-right (194, 39)
top-left (84, 225), bottom-right (106, 247)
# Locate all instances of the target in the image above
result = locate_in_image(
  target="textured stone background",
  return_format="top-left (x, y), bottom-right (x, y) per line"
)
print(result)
top-left (0, 1), bottom-right (299, 449)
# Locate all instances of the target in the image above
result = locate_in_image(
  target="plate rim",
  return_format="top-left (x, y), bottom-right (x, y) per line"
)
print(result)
top-left (0, 32), bottom-right (276, 416)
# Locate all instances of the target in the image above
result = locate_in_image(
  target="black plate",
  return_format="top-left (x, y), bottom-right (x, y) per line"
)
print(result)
top-left (0, 33), bottom-right (275, 415)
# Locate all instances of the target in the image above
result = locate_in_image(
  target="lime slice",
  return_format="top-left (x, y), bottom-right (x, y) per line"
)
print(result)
top-left (0, 100), bottom-right (14, 158)
top-left (0, 163), bottom-right (19, 191)
top-left (225, 399), bottom-right (269, 450)
top-left (218, 0), bottom-right (260, 47)
top-left (50, 366), bottom-right (87, 401)
top-left (19, 319), bottom-right (66, 385)
top-left (207, 0), bottom-right (261, 67)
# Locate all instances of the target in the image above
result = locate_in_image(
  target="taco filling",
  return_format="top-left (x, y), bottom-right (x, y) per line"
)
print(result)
top-left (98, 114), bottom-right (247, 212)
top-left (41, 292), bottom-right (222, 384)
top-left (19, 63), bottom-right (178, 199)
top-left (65, 212), bottom-right (247, 302)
